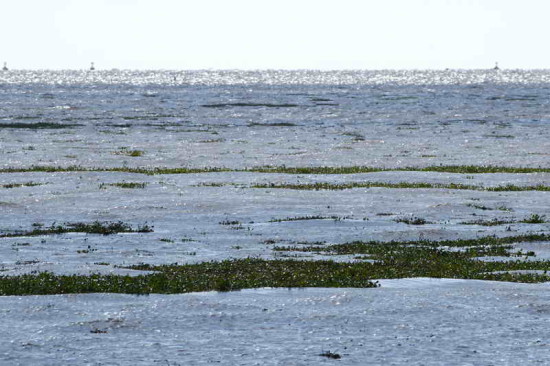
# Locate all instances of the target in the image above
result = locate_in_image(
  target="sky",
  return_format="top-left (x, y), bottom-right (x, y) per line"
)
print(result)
top-left (1, 0), bottom-right (548, 70)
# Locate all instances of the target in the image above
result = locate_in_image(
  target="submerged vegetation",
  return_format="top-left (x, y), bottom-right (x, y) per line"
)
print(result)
top-left (394, 216), bottom-right (430, 225)
top-left (251, 181), bottom-right (550, 192)
top-left (114, 148), bottom-right (144, 157)
top-left (99, 182), bottom-right (147, 189)
top-left (0, 122), bottom-right (81, 129)
top-left (0, 221), bottom-right (154, 238)
top-left (1, 164), bottom-right (549, 175)
top-left (1, 234), bottom-right (550, 295)
top-left (202, 102), bottom-right (299, 108)
top-left (269, 215), bottom-right (349, 223)
top-left (461, 214), bottom-right (547, 226)
top-left (0, 259), bottom-right (378, 296)
top-left (1, 182), bottom-right (43, 189)
top-left (247, 165), bottom-right (550, 174)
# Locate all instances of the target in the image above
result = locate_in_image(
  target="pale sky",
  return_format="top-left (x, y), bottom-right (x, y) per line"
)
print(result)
top-left (1, 0), bottom-right (548, 70)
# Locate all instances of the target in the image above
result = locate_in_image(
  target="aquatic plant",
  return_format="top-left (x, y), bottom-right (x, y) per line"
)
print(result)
top-left (251, 181), bottom-right (550, 192)
top-left (1, 182), bottom-right (43, 189)
top-left (2, 164), bottom-right (549, 175)
top-left (269, 215), bottom-right (348, 223)
top-left (521, 214), bottom-right (546, 224)
top-left (99, 182), bottom-right (147, 189)
top-left (114, 148), bottom-right (144, 157)
top-left (394, 217), bottom-right (430, 225)
top-left (320, 351), bottom-right (342, 359)
top-left (202, 102), bottom-right (299, 108)
top-left (0, 221), bottom-right (154, 238)
top-left (1, 233), bottom-right (549, 295)
top-left (219, 220), bottom-right (241, 226)
top-left (0, 122), bottom-right (81, 129)
top-left (0, 259), bottom-right (378, 296)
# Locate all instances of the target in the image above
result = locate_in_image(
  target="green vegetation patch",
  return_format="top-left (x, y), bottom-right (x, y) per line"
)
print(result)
top-left (461, 214), bottom-right (547, 226)
top-left (1, 182), bottom-right (43, 189)
top-left (202, 103), bottom-right (299, 108)
top-left (274, 233), bottom-right (549, 254)
top-left (2, 234), bottom-right (550, 296)
top-left (2, 164), bottom-right (549, 175)
top-left (248, 165), bottom-right (550, 174)
top-left (99, 182), bottom-right (147, 189)
top-left (394, 217), bottom-right (431, 225)
top-left (272, 234), bottom-right (550, 283)
top-left (0, 122), bottom-right (81, 129)
top-left (0, 221), bottom-right (154, 238)
top-left (248, 122), bottom-right (297, 127)
top-left (251, 182), bottom-right (550, 192)
top-left (114, 148), bottom-right (144, 157)
top-left (0, 259), bottom-right (378, 296)
top-left (0, 166), bottom-right (230, 175)
top-left (269, 215), bottom-right (349, 223)
top-left (522, 214), bottom-right (546, 224)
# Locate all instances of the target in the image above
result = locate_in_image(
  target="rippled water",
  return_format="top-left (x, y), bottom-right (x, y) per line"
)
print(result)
top-left (2, 69), bottom-right (550, 85)
top-left (1, 70), bottom-right (549, 169)
top-left (1, 70), bottom-right (549, 366)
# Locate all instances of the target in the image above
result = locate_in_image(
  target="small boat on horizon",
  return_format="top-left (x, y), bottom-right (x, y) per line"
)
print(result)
top-left (2, 62), bottom-right (7, 71)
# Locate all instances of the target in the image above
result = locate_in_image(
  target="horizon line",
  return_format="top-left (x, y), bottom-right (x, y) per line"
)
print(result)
top-left (2, 67), bottom-right (550, 72)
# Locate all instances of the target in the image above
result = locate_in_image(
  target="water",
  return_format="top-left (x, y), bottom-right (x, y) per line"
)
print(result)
top-left (1, 70), bottom-right (549, 365)
top-left (1, 70), bottom-right (549, 169)
top-left (1, 69), bottom-right (548, 273)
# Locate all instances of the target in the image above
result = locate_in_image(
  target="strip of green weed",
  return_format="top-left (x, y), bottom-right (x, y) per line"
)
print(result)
top-left (1, 234), bottom-right (549, 295)
top-left (0, 122), bottom-right (81, 129)
top-left (0, 221), bottom-right (153, 238)
top-left (0, 259), bottom-right (378, 296)
top-left (269, 215), bottom-right (348, 223)
top-left (1, 165), bottom-right (549, 175)
top-left (251, 182), bottom-right (550, 192)
top-left (248, 165), bottom-right (550, 174)
top-left (99, 182), bottom-right (147, 189)
top-left (1, 182), bottom-right (43, 189)
top-left (273, 234), bottom-right (550, 254)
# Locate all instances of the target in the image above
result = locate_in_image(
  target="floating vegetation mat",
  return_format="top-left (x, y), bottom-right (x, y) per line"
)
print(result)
top-left (1, 182), bottom-right (43, 189)
top-left (0, 122), bottom-right (81, 129)
top-left (1, 234), bottom-right (550, 296)
top-left (0, 221), bottom-right (154, 238)
top-left (1, 165), bottom-right (549, 175)
top-left (251, 182), bottom-right (550, 192)
top-left (0, 259), bottom-right (378, 296)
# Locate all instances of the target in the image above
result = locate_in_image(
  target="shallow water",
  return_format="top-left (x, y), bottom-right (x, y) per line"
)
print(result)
top-left (1, 70), bottom-right (549, 169)
top-left (1, 71), bottom-right (549, 365)
top-left (0, 70), bottom-right (549, 274)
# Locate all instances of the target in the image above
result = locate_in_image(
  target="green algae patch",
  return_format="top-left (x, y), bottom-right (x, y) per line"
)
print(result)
top-left (0, 122), bottom-right (81, 129)
top-left (248, 165), bottom-right (550, 174)
top-left (1, 182), bottom-right (43, 189)
top-left (0, 259), bottom-right (378, 296)
top-left (1, 165), bottom-right (549, 175)
top-left (251, 181), bottom-right (550, 192)
top-left (272, 233), bottom-right (550, 283)
top-left (2, 234), bottom-right (550, 295)
top-left (0, 221), bottom-right (154, 238)
top-left (99, 182), bottom-right (147, 189)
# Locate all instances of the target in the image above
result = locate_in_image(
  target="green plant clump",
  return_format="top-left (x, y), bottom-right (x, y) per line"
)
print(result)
top-left (2, 164), bottom-right (549, 175)
top-left (0, 259), bottom-right (378, 296)
top-left (0, 221), bottom-right (154, 238)
top-left (250, 181), bottom-right (550, 192)
top-left (1, 182), bottom-right (43, 189)
top-left (99, 182), bottom-right (147, 189)
top-left (521, 214), bottom-right (546, 224)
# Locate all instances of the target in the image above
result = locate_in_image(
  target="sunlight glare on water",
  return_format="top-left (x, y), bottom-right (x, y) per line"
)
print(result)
top-left (2, 69), bottom-right (550, 85)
